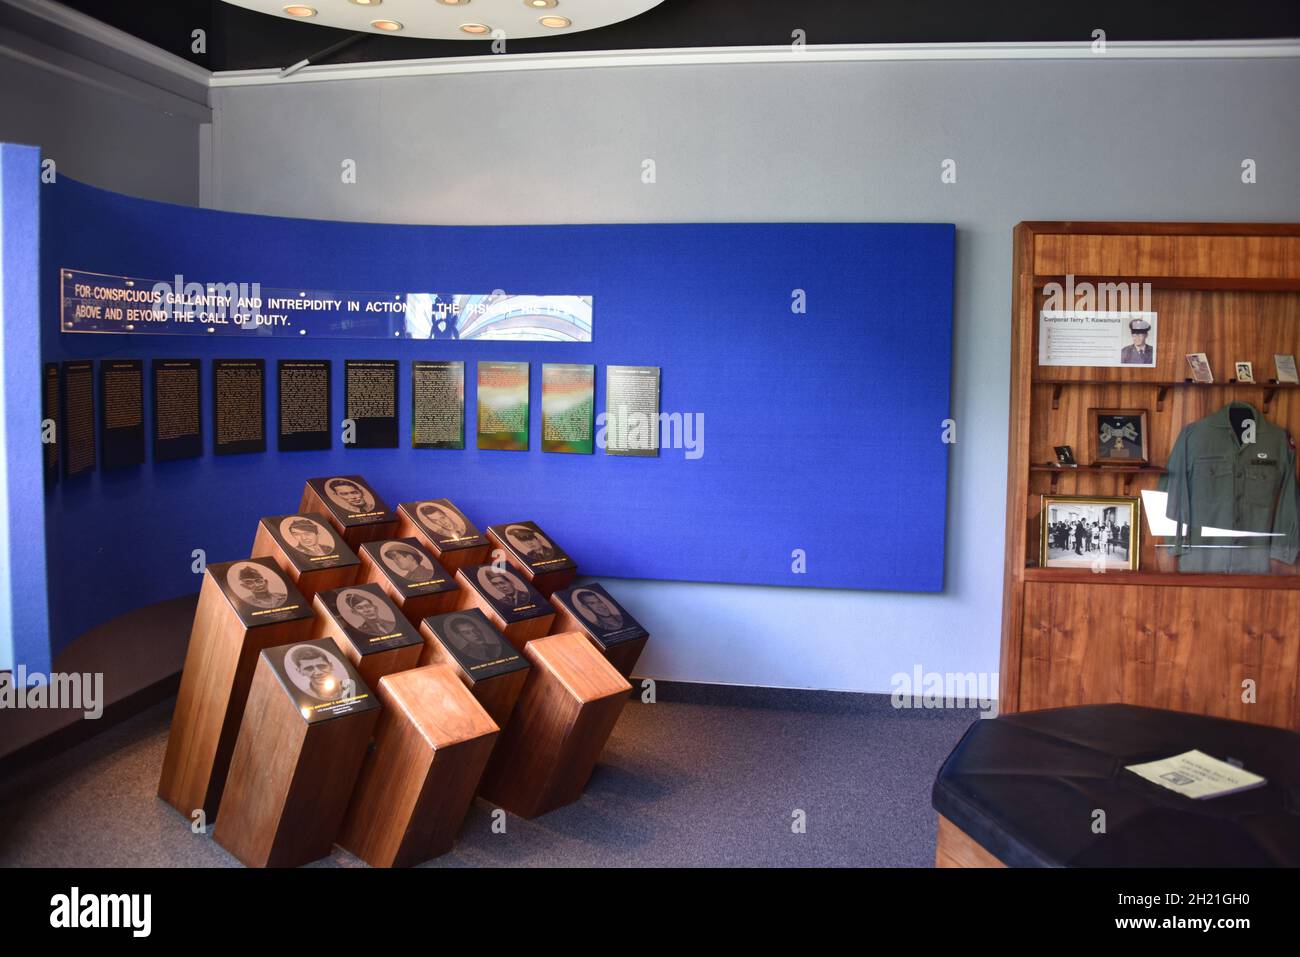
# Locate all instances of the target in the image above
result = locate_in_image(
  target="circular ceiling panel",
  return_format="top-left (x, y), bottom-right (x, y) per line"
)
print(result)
top-left (222, 0), bottom-right (667, 41)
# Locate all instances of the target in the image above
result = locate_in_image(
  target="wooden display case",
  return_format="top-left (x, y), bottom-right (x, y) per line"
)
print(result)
top-left (1001, 222), bottom-right (1300, 731)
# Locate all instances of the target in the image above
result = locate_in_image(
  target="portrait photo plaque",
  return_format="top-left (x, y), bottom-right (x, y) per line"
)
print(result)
top-left (455, 562), bottom-right (555, 648)
top-left (357, 538), bottom-right (460, 624)
top-left (213, 358), bottom-right (266, 455)
top-left (301, 474), bottom-right (398, 546)
top-left (152, 358), bottom-right (202, 462)
top-left (418, 608), bottom-right (530, 730)
top-left (550, 582), bottom-right (649, 678)
top-left (311, 582), bottom-right (424, 688)
top-left (487, 520), bottom-right (577, 595)
top-left (394, 499), bottom-right (491, 570)
top-left (210, 557), bottom-right (315, 629)
top-left (345, 358), bottom-right (399, 448)
top-left (278, 359), bottom-right (331, 452)
top-left (264, 637), bottom-right (380, 724)
top-left (252, 513), bottom-right (360, 601)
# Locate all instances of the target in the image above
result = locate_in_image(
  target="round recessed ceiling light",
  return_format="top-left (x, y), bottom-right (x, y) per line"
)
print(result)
top-left (282, 4), bottom-right (316, 16)
top-left (460, 22), bottom-right (490, 34)
top-left (539, 15), bottom-right (570, 27)
top-left (371, 18), bottom-right (402, 31)
top-left (349, 0), bottom-right (379, 6)
top-left (438, 0), bottom-right (470, 5)
top-left (526, 0), bottom-right (557, 7)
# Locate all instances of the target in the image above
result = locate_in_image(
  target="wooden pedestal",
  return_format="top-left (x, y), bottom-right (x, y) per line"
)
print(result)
top-left (417, 609), bottom-right (531, 729)
top-left (454, 565), bottom-right (555, 651)
top-left (478, 631), bottom-right (631, 818)
top-left (213, 639), bottom-right (380, 867)
top-left (338, 664), bottom-right (499, 867)
top-left (487, 521), bottom-right (577, 597)
top-left (549, 582), bottom-right (649, 679)
top-left (310, 583), bottom-right (424, 690)
top-left (251, 514), bottom-right (360, 601)
top-left (357, 538), bottom-right (462, 626)
top-left (394, 500), bottom-right (491, 572)
top-left (301, 475), bottom-right (398, 550)
top-left (158, 560), bottom-right (314, 821)
top-left (934, 815), bottom-right (1006, 868)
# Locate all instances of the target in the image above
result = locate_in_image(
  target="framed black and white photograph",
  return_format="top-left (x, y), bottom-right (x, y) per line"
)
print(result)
top-left (1088, 408), bottom-right (1149, 466)
top-left (415, 500), bottom-right (469, 541)
top-left (283, 642), bottom-right (355, 702)
top-left (226, 560), bottom-right (288, 609)
top-left (379, 541), bottom-right (437, 583)
top-left (323, 476), bottom-right (376, 515)
top-left (1040, 495), bottom-right (1140, 571)
top-left (334, 586), bottom-right (398, 638)
top-left (278, 516), bottom-right (337, 557)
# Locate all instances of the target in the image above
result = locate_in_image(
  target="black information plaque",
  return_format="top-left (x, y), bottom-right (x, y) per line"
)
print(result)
top-left (209, 557), bottom-right (314, 629)
top-left (488, 521), bottom-right (576, 575)
top-left (412, 360), bottom-right (464, 450)
top-left (261, 514), bottom-right (359, 573)
top-left (152, 358), bottom-right (202, 462)
top-left (263, 637), bottom-right (379, 725)
top-left (42, 363), bottom-right (59, 485)
top-left (100, 358), bottom-right (145, 470)
top-left (213, 359), bottom-right (266, 455)
top-left (461, 563), bottom-right (549, 623)
top-left (422, 609), bottom-right (527, 681)
top-left (605, 364), bottom-right (661, 457)
top-left (399, 499), bottom-right (487, 551)
top-left (552, 582), bottom-right (648, 648)
top-left (278, 359), bottom-right (331, 452)
top-left (359, 538), bottom-right (457, 598)
top-left (61, 360), bottom-right (96, 477)
top-left (318, 583), bottom-right (423, 656)
top-left (345, 359), bottom-right (398, 449)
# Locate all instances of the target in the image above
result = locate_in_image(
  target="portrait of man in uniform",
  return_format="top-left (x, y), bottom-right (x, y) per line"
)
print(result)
top-left (337, 589), bottom-right (397, 637)
top-left (477, 566), bottom-right (532, 608)
top-left (444, 613), bottom-right (507, 665)
top-left (504, 524), bottom-right (561, 563)
top-left (285, 644), bottom-right (357, 702)
top-left (417, 501), bottom-right (467, 540)
top-left (572, 588), bottom-right (625, 632)
top-left (280, 517), bottom-right (336, 557)
top-left (325, 478), bottom-right (375, 514)
top-left (380, 542), bottom-right (436, 583)
top-left (1120, 318), bottom-right (1155, 365)
top-left (227, 562), bottom-right (288, 609)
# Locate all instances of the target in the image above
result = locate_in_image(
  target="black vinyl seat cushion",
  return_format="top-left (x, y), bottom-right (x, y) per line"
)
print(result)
top-left (932, 704), bottom-right (1300, 867)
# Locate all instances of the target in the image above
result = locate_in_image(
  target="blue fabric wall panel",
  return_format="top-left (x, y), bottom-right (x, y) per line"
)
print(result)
top-left (39, 178), bottom-right (953, 659)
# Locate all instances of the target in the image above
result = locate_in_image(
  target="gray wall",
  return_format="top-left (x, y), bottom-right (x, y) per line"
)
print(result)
top-left (197, 55), bottom-right (1300, 691)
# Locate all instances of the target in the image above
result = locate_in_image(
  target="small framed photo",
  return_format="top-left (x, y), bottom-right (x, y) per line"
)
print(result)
top-left (1089, 408), bottom-right (1149, 466)
top-left (1185, 353), bottom-right (1214, 384)
top-left (1054, 445), bottom-right (1077, 466)
top-left (1040, 495), bottom-right (1140, 571)
top-left (1234, 362), bottom-right (1255, 384)
top-left (1276, 354), bottom-right (1300, 385)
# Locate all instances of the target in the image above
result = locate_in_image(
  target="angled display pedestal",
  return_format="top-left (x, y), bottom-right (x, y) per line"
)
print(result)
top-left (158, 558), bottom-right (315, 820)
top-left (418, 608), bottom-right (530, 729)
top-left (251, 513), bottom-right (360, 601)
top-left (357, 538), bottom-right (460, 625)
top-left (479, 631), bottom-right (631, 818)
top-left (301, 475), bottom-right (398, 549)
top-left (338, 664), bottom-right (499, 867)
top-left (549, 582), bottom-right (649, 678)
top-left (213, 638), bottom-right (379, 867)
top-left (395, 499), bottom-right (491, 572)
top-left (487, 520), bottom-right (577, 596)
top-left (454, 563), bottom-right (555, 650)
top-left (311, 582), bottom-right (424, 689)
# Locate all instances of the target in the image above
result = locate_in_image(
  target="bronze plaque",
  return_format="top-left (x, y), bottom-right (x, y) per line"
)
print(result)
top-left (422, 609), bottom-right (528, 682)
top-left (552, 582), bottom-right (647, 648)
top-left (307, 475), bottom-right (394, 527)
top-left (209, 557), bottom-right (313, 628)
top-left (489, 521), bottom-right (575, 574)
top-left (318, 583), bottom-right (422, 656)
top-left (360, 538), bottom-right (457, 596)
top-left (262, 637), bottom-right (380, 724)
top-left (462, 563), bottom-right (550, 623)
top-left (260, 514), bottom-right (359, 573)
top-left (399, 499), bottom-right (486, 551)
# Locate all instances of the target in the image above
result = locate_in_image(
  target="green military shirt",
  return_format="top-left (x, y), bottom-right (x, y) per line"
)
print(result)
top-left (1158, 402), bottom-right (1299, 573)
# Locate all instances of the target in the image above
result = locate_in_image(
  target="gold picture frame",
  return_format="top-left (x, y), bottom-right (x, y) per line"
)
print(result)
top-left (1040, 495), bottom-right (1141, 571)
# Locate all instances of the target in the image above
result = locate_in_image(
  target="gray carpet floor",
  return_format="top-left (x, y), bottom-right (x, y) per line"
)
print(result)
top-left (0, 687), bottom-right (978, 867)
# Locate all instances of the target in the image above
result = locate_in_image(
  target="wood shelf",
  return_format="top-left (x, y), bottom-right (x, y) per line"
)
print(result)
top-left (1037, 379), bottom-right (1297, 412)
top-left (1022, 567), bottom-right (1300, 590)
top-left (1031, 463), bottom-right (1165, 492)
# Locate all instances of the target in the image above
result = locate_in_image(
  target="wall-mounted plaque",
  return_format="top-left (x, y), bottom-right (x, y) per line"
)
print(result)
top-left (259, 514), bottom-right (357, 573)
top-left (61, 360), bottom-right (96, 477)
top-left (317, 583), bottom-right (423, 657)
top-left (152, 358), bottom-right (202, 462)
top-left (541, 363), bottom-right (594, 454)
top-left (551, 582), bottom-right (648, 648)
top-left (278, 359), bottom-right (331, 452)
top-left (488, 521), bottom-right (575, 575)
top-left (99, 358), bottom-right (144, 470)
top-left (345, 359), bottom-right (398, 448)
top-left (263, 637), bottom-right (380, 724)
top-left (303, 475), bottom-right (395, 528)
top-left (213, 358), bottom-right (266, 455)
top-left (412, 359), bottom-right (464, 450)
top-left (605, 364), bottom-right (660, 457)
top-left (43, 363), bottom-right (59, 485)
top-left (358, 538), bottom-right (456, 597)
top-left (459, 563), bottom-right (549, 624)
top-left (477, 360), bottom-right (529, 451)
top-left (421, 609), bottom-right (527, 682)
top-left (208, 557), bottom-right (314, 629)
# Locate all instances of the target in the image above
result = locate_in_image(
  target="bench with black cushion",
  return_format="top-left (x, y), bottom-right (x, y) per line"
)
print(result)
top-left (932, 703), bottom-right (1300, 867)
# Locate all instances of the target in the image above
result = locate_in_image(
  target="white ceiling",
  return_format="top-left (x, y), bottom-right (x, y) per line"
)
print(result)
top-left (220, 0), bottom-right (666, 41)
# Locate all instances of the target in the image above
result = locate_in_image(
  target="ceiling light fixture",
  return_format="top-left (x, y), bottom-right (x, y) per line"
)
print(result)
top-left (526, 0), bottom-right (557, 8)
top-left (349, 0), bottom-right (380, 5)
top-left (539, 15), bottom-right (570, 28)
top-left (282, 4), bottom-right (316, 17)
top-left (460, 23), bottom-right (491, 34)
top-left (371, 19), bottom-right (403, 31)
top-left (438, 0), bottom-right (470, 6)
